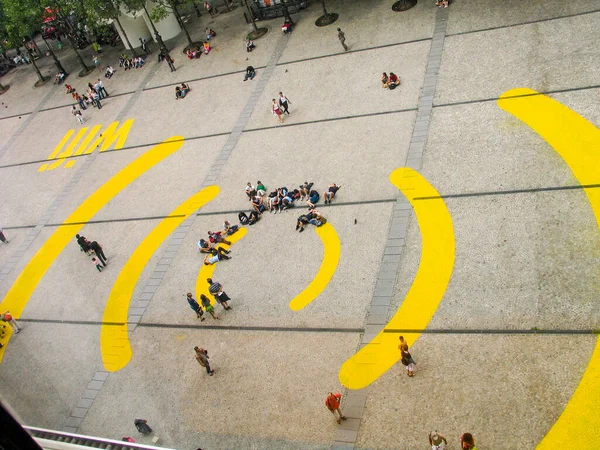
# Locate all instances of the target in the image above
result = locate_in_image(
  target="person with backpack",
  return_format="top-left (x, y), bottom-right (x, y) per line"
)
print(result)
top-left (195, 346), bottom-right (215, 375)
top-left (325, 392), bottom-right (347, 424)
top-left (186, 293), bottom-right (205, 320)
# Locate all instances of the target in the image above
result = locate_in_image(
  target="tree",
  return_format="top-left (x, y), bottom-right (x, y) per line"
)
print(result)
top-left (149, 0), bottom-right (194, 48)
top-left (315, 0), bottom-right (338, 26)
top-left (85, 0), bottom-right (138, 56)
top-left (0, 0), bottom-right (50, 84)
top-left (122, 0), bottom-right (168, 54)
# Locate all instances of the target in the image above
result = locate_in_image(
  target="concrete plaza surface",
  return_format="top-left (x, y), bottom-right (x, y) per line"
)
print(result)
top-left (0, 1), bottom-right (599, 449)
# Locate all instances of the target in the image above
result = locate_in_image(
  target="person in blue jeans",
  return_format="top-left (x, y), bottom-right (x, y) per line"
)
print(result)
top-left (244, 66), bottom-right (255, 81)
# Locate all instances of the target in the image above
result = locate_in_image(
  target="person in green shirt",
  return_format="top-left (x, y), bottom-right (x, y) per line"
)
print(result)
top-left (256, 181), bottom-right (267, 196)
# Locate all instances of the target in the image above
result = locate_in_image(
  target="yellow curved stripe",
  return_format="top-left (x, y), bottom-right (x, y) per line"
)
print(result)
top-left (498, 88), bottom-right (600, 449)
top-left (102, 186), bottom-right (219, 372)
top-left (0, 137), bottom-right (184, 363)
top-left (289, 222), bottom-right (341, 311)
top-left (339, 168), bottom-right (455, 390)
top-left (195, 228), bottom-right (248, 304)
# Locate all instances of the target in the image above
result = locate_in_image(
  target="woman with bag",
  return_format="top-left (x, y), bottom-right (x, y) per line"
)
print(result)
top-left (399, 336), bottom-right (416, 377)
top-left (272, 99), bottom-right (284, 124)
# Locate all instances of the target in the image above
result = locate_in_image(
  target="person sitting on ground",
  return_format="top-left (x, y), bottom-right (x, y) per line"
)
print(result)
top-left (198, 238), bottom-right (217, 255)
top-left (381, 72), bottom-right (389, 88)
top-left (203, 247), bottom-right (231, 265)
top-left (245, 182), bottom-right (256, 199)
top-left (248, 210), bottom-right (260, 225)
top-left (299, 182), bottom-right (313, 200)
top-left (244, 66), bottom-right (255, 81)
top-left (281, 193), bottom-right (295, 211)
top-left (206, 28), bottom-right (216, 40)
top-left (436, 0), bottom-right (448, 8)
top-left (250, 195), bottom-right (264, 214)
top-left (388, 72), bottom-right (400, 89)
top-left (246, 39), bottom-right (255, 52)
top-left (135, 56), bottom-right (145, 68)
top-left (105, 65), bottom-right (115, 78)
top-left (119, 54), bottom-right (126, 67)
top-left (180, 82), bottom-right (190, 95)
top-left (208, 230), bottom-right (232, 246)
top-left (296, 211), bottom-right (315, 232)
top-left (307, 189), bottom-right (320, 208)
top-left (324, 183), bottom-right (341, 204)
top-left (310, 209), bottom-right (327, 227)
top-left (282, 20), bottom-right (293, 34)
top-left (268, 190), bottom-right (280, 212)
top-left (64, 83), bottom-right (75, 94)
top-left (186, 48), bottom-right (199, 60)
top-left (203, 41), bottom-right (211, 54)
top-left (223, 220), bottom-right (238, 235)
top-left (256, 181), bottom-right (267, 197)
top-left (175, 86), bottom-right (183, 100)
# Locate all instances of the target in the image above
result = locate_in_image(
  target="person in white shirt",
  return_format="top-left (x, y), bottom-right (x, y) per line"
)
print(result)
top-left (245, 182), bottom-right (256, 199)
top-left (96, 78), bottom-right (108, 97)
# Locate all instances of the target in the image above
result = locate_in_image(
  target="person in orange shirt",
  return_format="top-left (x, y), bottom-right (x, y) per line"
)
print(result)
top-left (325, 392), bottom-right (347, 424)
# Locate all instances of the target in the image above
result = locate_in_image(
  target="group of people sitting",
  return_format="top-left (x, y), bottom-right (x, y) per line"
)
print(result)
top-left (381, 72), bottom-right (400, 89)
top-left (198, 225), bottom-right (239, 265)
top-left (245, 181), bottom-right (341, 215)
top-left (119, 54), bottom-right (145, 70)
top-left (175, 83), bottom-right (191, 99)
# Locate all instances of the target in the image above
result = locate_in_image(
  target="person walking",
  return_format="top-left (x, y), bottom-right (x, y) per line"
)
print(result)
top-left (460, 433), bottom-right (477, 449)
top-left (194, 346), bottom-right (215, 375)
top-left (97, 78), bottom-right (109, 98)
top-left (186, 293), bottom-right (205, 320)
top-left (2, 311), bottom-right (21, 334)
top-left (272, 99), bottom-right (284, 124)
top-left (429, 431), bottom-right (448, 450)
top-left (204, 0), bottom-right (216, 18)
top-left (207, 278), bottom-right (232, 310)
top-left (200, 294), bottom-right (219, 320)
top-left (0, 225), bottom-right (9, 244)
top-left (325, 392), bottom-right (347, 424)
top-left (278, 92), bottom-right (291, 115)
top-left (337, 28), bottom-right (348, 51)
top-left (139, 37), bottom-right (151, 55)
top-left (76, 234), bottom-right (91, 253)
top-left (71, 105), bottom-right (84, 124)
top-left (92, 257), bottom-right (103, 272)
top-left (399, 338), bottom-right (416, 377)
top-left (90, 241), bottom-right (107, 266)
top-left (164, 52), bottom-right (176, 72)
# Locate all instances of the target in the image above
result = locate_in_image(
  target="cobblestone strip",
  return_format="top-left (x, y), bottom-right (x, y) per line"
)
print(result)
top-left (0, 66), bottom-right (159, 288)
top-left (64, 32), bottom-right (292, 433)
top-left (0, 85), bottom-right (57, 161)
top-left (330, 8), bottom-right (449, 450)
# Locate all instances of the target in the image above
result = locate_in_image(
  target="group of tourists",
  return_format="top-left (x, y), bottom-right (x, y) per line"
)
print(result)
top-left (68, 78), bottom-right (109, 123)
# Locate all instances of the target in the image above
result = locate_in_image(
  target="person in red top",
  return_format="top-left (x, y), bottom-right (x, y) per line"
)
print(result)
top-left (388, 72), bottom-right (400, 88)
top-left (325, 392), bottom-right (347, 424)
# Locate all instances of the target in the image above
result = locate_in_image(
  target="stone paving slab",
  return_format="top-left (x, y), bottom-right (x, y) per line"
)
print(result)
top-left (437, 12), bottom-right (600, 105)
top-left (445, 0), bottom-right (599, 36)
top-left (355, 334), bottom-right (597, 449)
top-left (78, 328), bottom-right (360, 449)
top-left (245, 42), bottom-right (428, 130)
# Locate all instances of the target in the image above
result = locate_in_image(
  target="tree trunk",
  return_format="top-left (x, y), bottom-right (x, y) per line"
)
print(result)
top-left (243, 0), bottom-right (259, 33)
top-left (322, 0), bottom-right (328, 16)
top-left (172, 3), bottom-right (193, 46)
top-left (115, 16), bottom-right (138, 57)
top-left (193, 2), bottom-right (202, 17)
top-left (67, 33), bottom-right (92, 73)
top-left (30, 54), bottom-right (46, 82)
top-left (223, 0), bottom-right (232, 11)
top-left (41, 35), bottom-right (67, 74)
top-left (28, 35), bottom-right (43, 56)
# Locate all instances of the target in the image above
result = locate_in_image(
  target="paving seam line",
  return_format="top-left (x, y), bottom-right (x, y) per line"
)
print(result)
top-left (63, 30), bottom-right (293, 434)
top-left (330, 8), bottom-right (449, 449)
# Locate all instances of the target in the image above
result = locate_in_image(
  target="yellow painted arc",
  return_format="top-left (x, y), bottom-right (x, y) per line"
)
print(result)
top-left (195, 228), bottom-right (248, 305)
top-left (339, 168), bottom-right (455, 390)
top-left (497, 88), bottom-right (600, 449)
top-left (289, 223), bottom-right (341, 311)
top-left (0, 136), bottom-right (185, 363)
top-left (102, 186), bottom-right (220, 372)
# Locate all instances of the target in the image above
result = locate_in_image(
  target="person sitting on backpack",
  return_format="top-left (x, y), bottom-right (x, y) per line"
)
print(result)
top-left (250, 195), bottom-right (264, 214)
top-left (281, 193), bottom-right (295, 211)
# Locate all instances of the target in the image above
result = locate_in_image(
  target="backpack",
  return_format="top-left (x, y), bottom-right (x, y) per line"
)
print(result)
top-left (238, 212), bottom-right (249, 225)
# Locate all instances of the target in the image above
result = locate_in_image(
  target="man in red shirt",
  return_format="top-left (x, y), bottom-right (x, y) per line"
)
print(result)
top-left (325, 392), bottom-right (347, 424)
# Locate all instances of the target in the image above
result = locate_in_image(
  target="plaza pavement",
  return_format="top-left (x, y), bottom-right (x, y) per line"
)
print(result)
top-left (0, 0), bottom-right (599, 449)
